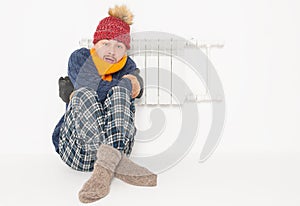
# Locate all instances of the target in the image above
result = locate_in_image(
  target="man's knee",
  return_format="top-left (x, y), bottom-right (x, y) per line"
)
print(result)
top-left (73, 87), bottom-right (97, 98)
top-left (107, 86), bottom-right (131, 100)
top-left (69, 87), bottom-right (98, 106)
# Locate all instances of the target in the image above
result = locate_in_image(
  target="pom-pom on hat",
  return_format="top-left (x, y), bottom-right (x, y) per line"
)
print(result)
top-left (93, 5), bottom-right (133, 49)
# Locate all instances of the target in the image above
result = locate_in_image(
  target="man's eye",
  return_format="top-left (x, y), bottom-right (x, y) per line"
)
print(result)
top-left (117, 45), bottom-right (123, 49)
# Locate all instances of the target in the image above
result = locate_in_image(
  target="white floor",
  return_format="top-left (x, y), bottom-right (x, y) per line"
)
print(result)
top-left (0, 152), bottom-right (299, 206)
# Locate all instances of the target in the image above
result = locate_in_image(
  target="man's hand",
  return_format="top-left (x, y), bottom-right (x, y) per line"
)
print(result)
top-left (122, 74), bottom-right (140, 98)
top-left (59, 76), bottom-right (74, 104)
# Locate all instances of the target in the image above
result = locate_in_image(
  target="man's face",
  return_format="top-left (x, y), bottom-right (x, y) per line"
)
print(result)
top-left (94, 39), bottom-right (127, 64)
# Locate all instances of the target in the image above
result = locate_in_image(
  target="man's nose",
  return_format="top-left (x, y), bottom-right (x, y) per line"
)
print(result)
top-left (107, 45), bottom-right (116, 55)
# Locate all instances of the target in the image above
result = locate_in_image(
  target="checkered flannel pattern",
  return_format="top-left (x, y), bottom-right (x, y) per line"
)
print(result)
top-left (58, 86), bottom-right (136, 172)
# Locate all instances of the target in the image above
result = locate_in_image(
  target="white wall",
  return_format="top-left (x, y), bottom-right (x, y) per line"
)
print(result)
top-left (0, 0), bottom-right (300, 156)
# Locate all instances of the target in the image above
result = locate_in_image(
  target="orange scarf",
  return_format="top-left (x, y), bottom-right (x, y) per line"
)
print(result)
top-left (90, 48), bottom-right (127, 81)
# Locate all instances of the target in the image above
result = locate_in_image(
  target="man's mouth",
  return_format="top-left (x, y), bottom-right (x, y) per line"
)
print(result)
top-left (103, 56), bottom-right (116, 64)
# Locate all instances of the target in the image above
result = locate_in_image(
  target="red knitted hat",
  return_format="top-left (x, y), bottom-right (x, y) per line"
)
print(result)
top-left (93, 5), bottom-right (133, 49)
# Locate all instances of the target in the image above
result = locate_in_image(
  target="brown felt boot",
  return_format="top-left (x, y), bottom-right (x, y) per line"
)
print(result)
top-left (78, 144), bottom-right (121, 203)
top-left (114, 154), bottom-right (157, 187)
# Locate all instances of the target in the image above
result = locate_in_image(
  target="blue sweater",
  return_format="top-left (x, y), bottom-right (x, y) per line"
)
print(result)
top-left (52, 48), bottom-right (143, 153)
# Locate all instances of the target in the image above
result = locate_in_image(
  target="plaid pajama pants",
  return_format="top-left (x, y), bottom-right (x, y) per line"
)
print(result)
top-left (58, 86), bottom-right (136, 172)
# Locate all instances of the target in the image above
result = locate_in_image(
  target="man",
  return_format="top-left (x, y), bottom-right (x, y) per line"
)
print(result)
top-left (52, 5), bottom-right (157, 204)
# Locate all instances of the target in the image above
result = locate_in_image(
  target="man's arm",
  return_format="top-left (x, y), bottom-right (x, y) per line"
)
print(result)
top-left (120, 68), bottom-right (143, 99)
top-left (131, 68), bottom-right (144, 98)
top-left (121, 74), bottom-right (140, 98)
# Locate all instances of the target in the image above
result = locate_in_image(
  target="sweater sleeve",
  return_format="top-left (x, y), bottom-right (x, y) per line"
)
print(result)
top-left (68, 51), bottom-right (80, 86)
top-left (67, 48), bottom-right (90, 87)
top-left (129, 68), bottom-right (144, 98)
top-left (118, 57), bottom-right (144, 99)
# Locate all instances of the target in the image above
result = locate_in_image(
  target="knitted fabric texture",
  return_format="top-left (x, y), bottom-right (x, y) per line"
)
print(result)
top-left (78, 144), bottom-right (122, 203)
top-left (115, 154), bottom-right (157, 186)
top-left (93, 16), bottom-right (130, 49)
top-left (96, 144), bottom-right (122, 172)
